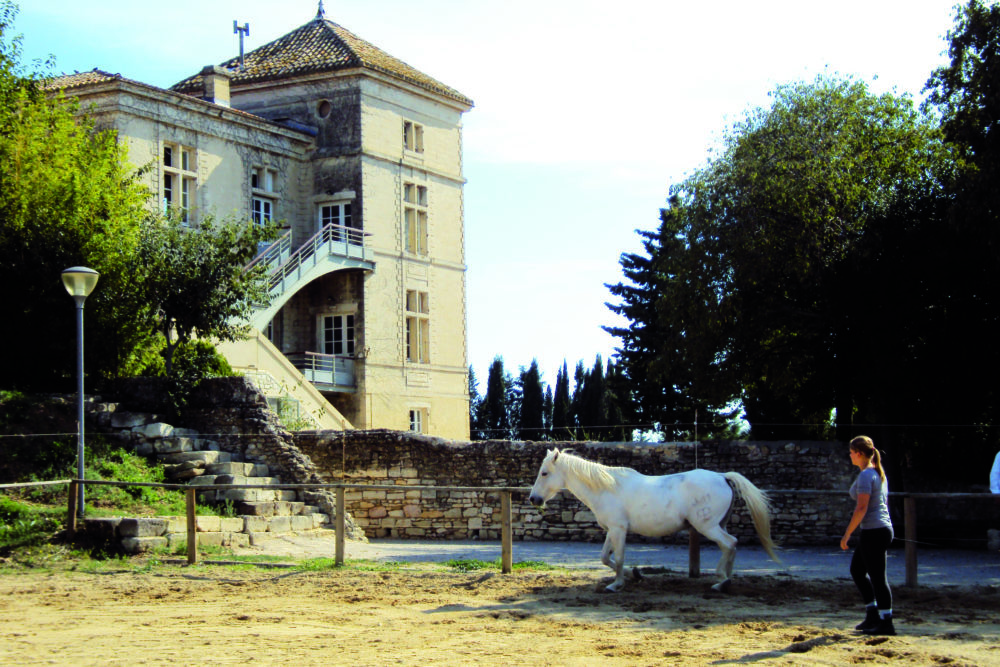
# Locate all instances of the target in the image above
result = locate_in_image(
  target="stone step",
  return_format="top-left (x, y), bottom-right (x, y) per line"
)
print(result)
top-left (111, 412), bottom-right (163, 429)
top-left (217, 488), bottom-right (279, 503)
top-left (160, 450), bottom-right (232, 465)
top-left (235, 500), bottom-right (306, 517)
top-left (153, 437), bottom-right (220, 455)
top-left (205, 462), bottom-right (269, 477)
top-left (163, 460), bottom-right (206, 480)
top-left (212, 474), bottom-right (283, 486)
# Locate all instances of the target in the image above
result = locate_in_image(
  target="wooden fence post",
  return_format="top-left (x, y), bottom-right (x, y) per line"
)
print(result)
top-left (66, 480), bottom-right (78, 536)
top-left (904, 496), bottom-right (917, 587)
top-left (186, 488), bottom-right (197, 565)
top-left (688, 529), bottom-right (701, 578)
top-left (335, 487), bottom-right (345, 566)
top-left (501, 492), bottom-right (512, 574)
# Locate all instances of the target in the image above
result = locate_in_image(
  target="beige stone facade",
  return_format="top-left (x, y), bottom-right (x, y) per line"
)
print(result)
top-left (49, 9), bottom-right (473, 439)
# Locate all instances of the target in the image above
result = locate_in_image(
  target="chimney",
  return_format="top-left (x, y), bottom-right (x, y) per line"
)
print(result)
top-left (200, 65), bottom-right (232, 107)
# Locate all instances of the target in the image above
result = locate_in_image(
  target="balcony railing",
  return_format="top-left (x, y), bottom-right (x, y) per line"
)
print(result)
top-left (287, 351), bottom-right (356, 390)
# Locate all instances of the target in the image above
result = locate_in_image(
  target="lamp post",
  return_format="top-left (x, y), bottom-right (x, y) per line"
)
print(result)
top-left (61, 266), bottom-right (99, 519)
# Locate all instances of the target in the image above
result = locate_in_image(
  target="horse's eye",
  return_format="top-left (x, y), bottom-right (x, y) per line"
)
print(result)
top-left (541, 471), bottom-right (548, 477)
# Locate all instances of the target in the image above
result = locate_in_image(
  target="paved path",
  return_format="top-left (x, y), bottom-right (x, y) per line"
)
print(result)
top-left (233, 531), bottom-right (1000, 588)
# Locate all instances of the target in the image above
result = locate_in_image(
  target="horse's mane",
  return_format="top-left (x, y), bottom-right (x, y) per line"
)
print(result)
top-left (554, 450), bottom-right (622, 492)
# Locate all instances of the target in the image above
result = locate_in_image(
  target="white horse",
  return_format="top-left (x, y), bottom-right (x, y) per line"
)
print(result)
top-left (527, 448), bottom-right (780, 592)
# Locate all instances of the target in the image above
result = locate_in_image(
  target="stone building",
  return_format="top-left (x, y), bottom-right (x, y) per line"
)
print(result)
top-left (48, 5), bottom-right (474, 439)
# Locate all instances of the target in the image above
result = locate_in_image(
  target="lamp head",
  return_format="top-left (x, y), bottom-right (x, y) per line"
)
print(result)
top-left (61, 266), bottom-right (99, 306)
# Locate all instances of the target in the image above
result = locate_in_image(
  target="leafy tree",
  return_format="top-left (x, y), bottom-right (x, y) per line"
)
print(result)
top-left (608, 74), bottom-right (951, 441)
top-left (0, 3), bottom-right (153, 391)
top-left (517, 360), bottom-right (544, 441)
top-left (137, 215), bottom-right (273, 376)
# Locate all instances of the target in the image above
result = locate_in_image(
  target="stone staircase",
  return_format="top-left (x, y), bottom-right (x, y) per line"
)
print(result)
top-left (88, 404), bottom-right (335, 554)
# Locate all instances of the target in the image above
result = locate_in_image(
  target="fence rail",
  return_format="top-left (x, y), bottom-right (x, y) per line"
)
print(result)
top-left (2, 479), bottom-right (995, 586)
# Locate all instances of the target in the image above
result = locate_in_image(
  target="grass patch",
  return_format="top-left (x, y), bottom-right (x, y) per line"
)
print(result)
top-left (445, 558), bottom-right (557, 572)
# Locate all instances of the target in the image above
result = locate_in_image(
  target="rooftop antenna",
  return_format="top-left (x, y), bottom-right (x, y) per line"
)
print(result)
top-left (233, 20), bottom-right (250, 70)
top-left (317, 1), bottom-right (326, 19)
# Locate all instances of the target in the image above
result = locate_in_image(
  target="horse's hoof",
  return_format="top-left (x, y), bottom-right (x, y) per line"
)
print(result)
top-left (711, 579), bottom-right (732, 593)
top-left (604, 583), bottom-right (623, 593)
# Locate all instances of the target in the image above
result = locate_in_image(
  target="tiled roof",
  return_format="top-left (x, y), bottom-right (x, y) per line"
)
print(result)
top-left (171, 16), bottom-right (473, 107)
top-left (41, 69), bottom-right (123, 91)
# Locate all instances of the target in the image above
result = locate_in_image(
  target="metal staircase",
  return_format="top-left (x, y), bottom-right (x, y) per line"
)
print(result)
top-left (220, 223), bottom-right (374, 431)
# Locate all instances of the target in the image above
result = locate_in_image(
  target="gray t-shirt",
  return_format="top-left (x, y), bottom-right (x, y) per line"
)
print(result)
top-left (849, 467), bottom-right (892, 530)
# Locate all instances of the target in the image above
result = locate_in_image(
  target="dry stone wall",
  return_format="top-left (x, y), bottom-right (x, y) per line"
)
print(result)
top-left (295, 430), bottom-right (859, 547)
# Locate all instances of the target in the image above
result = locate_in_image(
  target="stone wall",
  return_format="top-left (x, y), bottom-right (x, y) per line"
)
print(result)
top-left (295, 430), bottom-right (860, 547)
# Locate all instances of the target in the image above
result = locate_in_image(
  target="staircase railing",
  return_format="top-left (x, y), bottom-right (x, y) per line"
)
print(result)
top-left (266, 223), bottom-right (372, 293)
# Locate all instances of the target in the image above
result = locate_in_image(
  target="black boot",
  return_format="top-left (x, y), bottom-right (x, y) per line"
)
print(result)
top-left (855, 607), bottom-right (880, 632)
top-left (862, 614), bottom-right (896, 636)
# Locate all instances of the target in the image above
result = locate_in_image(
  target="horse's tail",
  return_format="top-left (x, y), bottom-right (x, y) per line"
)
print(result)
top-left (724, 471), bottom-right (780, 562)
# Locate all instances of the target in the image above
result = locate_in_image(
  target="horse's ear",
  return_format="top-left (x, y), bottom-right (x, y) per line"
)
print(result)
top-left (552, 448), bottom-right (560, 461)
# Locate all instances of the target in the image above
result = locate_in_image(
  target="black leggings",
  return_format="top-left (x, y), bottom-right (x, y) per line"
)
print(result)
top-left (850, 526), bottom-right (894, 610)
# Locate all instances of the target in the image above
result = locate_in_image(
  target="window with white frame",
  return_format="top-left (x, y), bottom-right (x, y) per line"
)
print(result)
top-left (404, 182), bottom-right (428, 255)
top-left (318, 202), bottom-right (355, 242)
top-left (405, 290), bottom-right (430, 364)
top-left (320, 313), bottom-right (355, 356)
top-left (162, 143), bottom-right (197, 224)
top-left (409, 408), bottom-right (426, 433)
top-left (403, 120), bottom-right (424, 153)
top-left (251, 166), bottom-right (278, 226)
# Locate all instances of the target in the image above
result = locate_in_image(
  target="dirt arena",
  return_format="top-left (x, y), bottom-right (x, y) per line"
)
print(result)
top-left (1, 565), bottom-right (998, 665)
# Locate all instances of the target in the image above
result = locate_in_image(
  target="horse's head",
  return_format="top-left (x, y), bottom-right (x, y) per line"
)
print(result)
top-left (528, 448), bottom-right (566, 508)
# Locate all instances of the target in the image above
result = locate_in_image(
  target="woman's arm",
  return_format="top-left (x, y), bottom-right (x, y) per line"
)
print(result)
top-left (841, 493), bottom-right (870, 550)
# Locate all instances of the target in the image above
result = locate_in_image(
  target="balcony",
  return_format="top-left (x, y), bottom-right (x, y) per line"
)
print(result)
top-left (287, 352), bottom-right (356, 392)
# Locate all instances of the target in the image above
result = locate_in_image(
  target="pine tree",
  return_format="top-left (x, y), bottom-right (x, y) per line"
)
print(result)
top-left (517, 360), bottom-right (544, 441)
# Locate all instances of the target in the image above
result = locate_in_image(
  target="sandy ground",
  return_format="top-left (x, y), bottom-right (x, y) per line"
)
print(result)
top-left (1, 564), bottom-right (998, 666)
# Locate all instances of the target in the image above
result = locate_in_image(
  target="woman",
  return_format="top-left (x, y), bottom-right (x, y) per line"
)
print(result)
top-left (840, 435), bottom-right (895, 636)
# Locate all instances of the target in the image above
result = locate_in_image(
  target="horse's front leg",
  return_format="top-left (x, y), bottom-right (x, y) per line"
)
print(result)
top-left (600, 527), bottom-right (627, 592)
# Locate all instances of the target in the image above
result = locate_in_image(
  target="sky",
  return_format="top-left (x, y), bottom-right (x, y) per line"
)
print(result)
top-left (14, 0), bottom-right (962, 390)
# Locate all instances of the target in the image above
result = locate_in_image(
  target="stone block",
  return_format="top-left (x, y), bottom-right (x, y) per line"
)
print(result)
top-left (136, 422), bottom-right (174, 439)
top-left (205, 462), bottom-right (246, 476)
top-left (276, 490), bottom-right (298, 501)
top-left (165, 516), bottom-right (186, 533)
top-left (403, 505), bottom-right (422, 518)
top-left (290, 515), bottom-right (313, 532)
top-left (268, 516), bottom-right (292, 533)
top-left (220, 517), bottom-right (244, 533)
top-left (161, 450), bottom-right (230, 465)
top-left (111, 412), bottom-right (154, 429)
top-left (166, 533), bottom-right (189, 551)
top-left (188, 475), bottom-right (220, 486)
top-left (369, 506), bottom-right (387, 519)
top-left (134, 441), bottom-right (154, 456)
top-left (467, 517), bottom-right (483, 530)
top-left (226, 532), bottom-right (250, 548)
top-left (121, 536), bottom-right (168, 554)
top-left (154, 437), bottom-right (194, 454)
top-left (84, 517), bottom-right (122, 541)
top-left (198, 532), bottom-right (225, 547)
top-left (119, 517), bottom-right (168, 538)
top-left (196, 516), bottom-right (221, 532)
top-left (221, 488), bottom-right (277, 502)
top-left (243, 515), bottom-right (269, 532)
top-left (215, 474), bottom-right (249, 486)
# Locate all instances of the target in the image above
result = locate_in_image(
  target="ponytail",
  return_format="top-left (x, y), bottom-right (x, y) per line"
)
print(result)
top-left (871, 448), bottom-right (886, 483)
top-left (850, 435), bottom-right (886, 483)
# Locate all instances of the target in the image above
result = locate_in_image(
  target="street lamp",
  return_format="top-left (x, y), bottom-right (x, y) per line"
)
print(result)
top-left (62, 266), bottom-right (99, 519)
